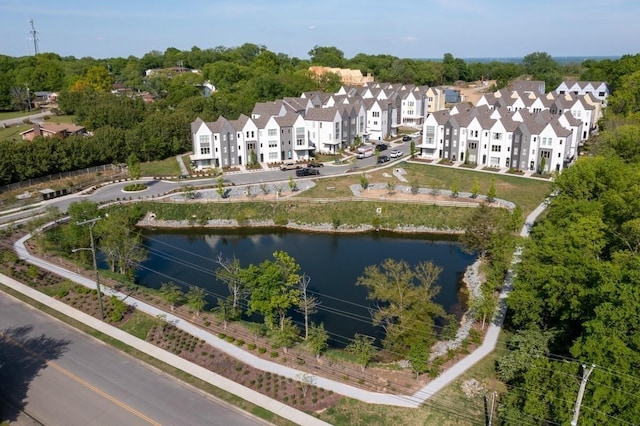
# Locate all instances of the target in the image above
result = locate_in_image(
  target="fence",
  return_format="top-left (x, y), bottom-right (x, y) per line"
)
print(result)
top-left (0, 164), bottom-right (119, 194)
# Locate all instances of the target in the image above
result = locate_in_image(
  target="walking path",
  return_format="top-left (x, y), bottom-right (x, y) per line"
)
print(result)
top-left (5, 199), bottom-right (547, 418)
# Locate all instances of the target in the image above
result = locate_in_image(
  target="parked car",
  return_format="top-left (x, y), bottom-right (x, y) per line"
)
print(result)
top-left (307, 161), bottom-right (324, 168)
top-left (296, 168), bottom-right (320, 177)
top-left (402, 135), bottom-right (411, 141)
top-left (390, 149), bottom-right (403, 158)
top-left (375, 143), bottom-right (388, 151)
top-left (377, 155), bottom-right (390, 164)
top-left (279, 161), bottom-right (300, 171)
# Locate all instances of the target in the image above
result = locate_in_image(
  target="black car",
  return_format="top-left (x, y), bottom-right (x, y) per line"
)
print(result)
top-left (307, 161), bottom-right (324, 168)
top-left (402, 135), bottom-right (411, 141)
top-left (295, 168), bottom-right (320, 177)
top-left (375, 143), bottom-right (388, 151)
top-left (377, 155), bottom-right (390, 164)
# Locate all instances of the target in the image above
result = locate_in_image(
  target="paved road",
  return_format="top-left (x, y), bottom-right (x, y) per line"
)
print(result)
top-left (0, 110), bottom-right (52, 127)
top-left (0, 292), bottom-right (264, 426)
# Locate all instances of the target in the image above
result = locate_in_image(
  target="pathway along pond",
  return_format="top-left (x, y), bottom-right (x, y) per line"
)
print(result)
top-left (137, 228), bottom-right (476, 347)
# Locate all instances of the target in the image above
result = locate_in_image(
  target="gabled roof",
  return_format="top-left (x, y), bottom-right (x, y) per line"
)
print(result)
top-left (305, 107), bottom-right (340, 122)
top-left (274, 112), bottom-right (301, 127)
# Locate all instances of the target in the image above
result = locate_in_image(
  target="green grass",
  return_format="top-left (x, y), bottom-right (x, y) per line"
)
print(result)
top-left (42, 114), bottom-right (77, 124)
top-left (318, 332), bottom-right (510, 426)
top-left (140, 156), bottom-right (182, 177)
top-left (0, 283), bottom-right (297, 426)
top-left (0, 123), bottom-right (31, 141)
top-left (119, 310), bottom-right (158, 339)
top-left (302, 162), bottom-right (551, 215)
top-left (137, 199), bottom-right (476, 231)
top-left (0, 110), bottom-right (40, 120)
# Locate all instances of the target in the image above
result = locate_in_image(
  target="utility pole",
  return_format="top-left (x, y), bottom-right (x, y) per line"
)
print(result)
top-left (29, 19), bottom-right (39, 55)
top-left (75, 218), bottom-right (105, 320)
top-left (25, 85), bottom-right (31, 112)
top-left (488, 391), bottom-right (497, 426)
top-left (571, 363), bottom-right (595, 426)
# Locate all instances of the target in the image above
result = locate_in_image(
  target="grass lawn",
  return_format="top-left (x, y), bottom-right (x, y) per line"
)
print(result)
top-left (397, 162), bottom-right (551, 214)
top-left (140, 156), bottom-right (182, 177)
top-left (41, 114), bottom-right (77, 124)
top-left (0, 110), bottom-right (40, 121)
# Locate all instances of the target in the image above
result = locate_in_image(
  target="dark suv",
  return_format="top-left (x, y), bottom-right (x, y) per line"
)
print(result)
top-left (375, 143), bottom-right (388, 151)
top-left (402, 135), bottom-right (411, 141)
top-left (296, 168), bottom-right (320, 177)
top-left (377, 155), bottom-right (390, 164)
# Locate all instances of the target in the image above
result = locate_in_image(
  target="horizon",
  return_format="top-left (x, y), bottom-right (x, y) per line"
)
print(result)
top-left (1, 0), bottom-right (638, 60)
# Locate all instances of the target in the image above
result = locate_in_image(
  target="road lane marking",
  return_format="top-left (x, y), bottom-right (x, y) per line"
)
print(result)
top-left (1, 331), bottom-right (162, 426)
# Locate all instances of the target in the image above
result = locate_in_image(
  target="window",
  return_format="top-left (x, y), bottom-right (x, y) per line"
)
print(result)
top-left (268, 152), bottom-right (278, 160)
top-left (445, 128), bottom-right (450, 135)
top-left (491, 145), bottom-right (501, 152)
top-left (598, 91), bottom-right (605, 97)
top-left (426, 126), bottom-right (435, 135)
top-left (268, 141), bottom-right (278, 148)
top-left (296, 127), bottom-right (305, 146)
top-left (453, 129), bottom-right (458, 136)
top-left (372, 111), bottom-right (380, 118)
top-left (541, 151), bottom-right (551, 159)
top-left (200, 142), bottom-right (210, 155)
top-left (492, 132), bottom-right (502, 140)
top-left (469, 142), bottom-right (477, 150)
top-left (199, 135), bottom-right (210, 144)
top-left (223, 146), bottom-right (227, 153)
top-left (268, 129), bottom-right (277, 137)
top-left (407, 101), bottom-right (414, 107)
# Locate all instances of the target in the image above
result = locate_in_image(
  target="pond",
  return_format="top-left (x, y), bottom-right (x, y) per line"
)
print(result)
top-left (136, 229), bottom-right (476, 347)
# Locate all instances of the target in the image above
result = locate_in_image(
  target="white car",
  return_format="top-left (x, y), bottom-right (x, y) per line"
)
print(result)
top-left (390, 149), bottom-right (403, 158)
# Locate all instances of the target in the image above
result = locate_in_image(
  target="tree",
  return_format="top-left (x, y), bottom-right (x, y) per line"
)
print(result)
top-left (346, 334), bottom-right (377, 372)
top-left (487, 177), bottom-right (497, 202)
top-left (214, 254), bottom-right (247, 317)
top-left (127, 153), bottom-right (141, 180)
top-left (460, 203), bottom-right (516, 262)
top-left (406, 341), bottom-right (429, 380)
top-left (308, 46), bottom-right (345, 67)
top-left (288, 175), bottom-right (297, 192)
top-left (243, 251), bottom-right (301, 330)
top-left (307, 322), bottom-right (329, 361)
top-left (410, 141), bottom-right (416, 158)
top-left (386, 180), bottom-right (396, 195)
top-left (159, 281), bottom-right (183, 311)
top-left (297, 273), bottom-right (320, 340)
top-left (360, 173), bottom-right (368, 190)
top-left (450, 180), bottom-right (460, 198)
top-left (97, 208), bottom-right (147, 278)
top-left (216, 176), bottom-right (225, 198)
top-left (470, 179), bottom-right (480, 198)
top-left (186, 286), bottom-right (207, 317)
top-left (270, 317), bottom-right (299, 353)
top-left (522, 52), bottom-right (562, 91)
top-left (356, 259), bottom-right (445, 356)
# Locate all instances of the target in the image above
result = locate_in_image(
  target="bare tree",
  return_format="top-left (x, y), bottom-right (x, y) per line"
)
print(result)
top-left (297, 273), bottom-right (321, 340)
top-left (214, 254), bottom-right (248, 317)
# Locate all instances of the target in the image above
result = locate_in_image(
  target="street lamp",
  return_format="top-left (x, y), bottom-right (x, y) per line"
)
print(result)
top-left (73, 218), bottom-right (104, 320)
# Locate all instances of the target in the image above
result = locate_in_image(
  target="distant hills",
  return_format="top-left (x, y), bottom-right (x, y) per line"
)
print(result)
top-left (417, 56), bottom-right (621, 64)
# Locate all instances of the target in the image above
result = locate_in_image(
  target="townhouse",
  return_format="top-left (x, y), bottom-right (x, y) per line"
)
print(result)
top-left (418, 104), bottom-right (577, 173)
top-left (189, 80), bottom-right (437, 170)
top-left (556, 81), bottom-right (609, 105)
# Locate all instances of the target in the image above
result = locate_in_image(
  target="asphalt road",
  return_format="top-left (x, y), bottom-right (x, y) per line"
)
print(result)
top-left (0, 292), bottom-right (264, 426)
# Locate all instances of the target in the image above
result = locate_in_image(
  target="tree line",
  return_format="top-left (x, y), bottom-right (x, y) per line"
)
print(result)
top-left (497, 76), bottom-right (640, 422)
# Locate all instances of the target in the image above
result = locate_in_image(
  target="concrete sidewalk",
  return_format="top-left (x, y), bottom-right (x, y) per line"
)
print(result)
top-left (8, 198), bottom-right (548, 418)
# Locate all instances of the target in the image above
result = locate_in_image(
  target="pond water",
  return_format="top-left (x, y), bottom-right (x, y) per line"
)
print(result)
top-left (136, 229), bottom-right (476, 347)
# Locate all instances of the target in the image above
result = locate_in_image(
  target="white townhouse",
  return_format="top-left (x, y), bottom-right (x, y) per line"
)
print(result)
top-left (190, 116), bottom-right (240, 170)
top-left (567, 97), bottom-right (596, 141)
top-left (556, 81), bottom-right (609, 105)
top-left (305, 107), bottom-right (343, 154)
top-left (230, 114), bottom-right (259, 166)
top-left (399, 87), bottom-right (428, 126)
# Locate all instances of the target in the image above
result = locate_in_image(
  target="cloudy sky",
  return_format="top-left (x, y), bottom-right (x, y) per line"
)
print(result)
top-left (0, 0), bottom-right (637, 60)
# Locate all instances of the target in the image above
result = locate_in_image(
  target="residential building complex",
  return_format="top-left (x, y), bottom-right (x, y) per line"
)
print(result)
top-left (190, 82), bottom-right (441, 170)
top-left (417, 84), bottom-right (605, 173)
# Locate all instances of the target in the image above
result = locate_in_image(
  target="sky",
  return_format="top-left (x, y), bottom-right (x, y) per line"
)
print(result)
top-left (0, 0), bottom-right (638, 61)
